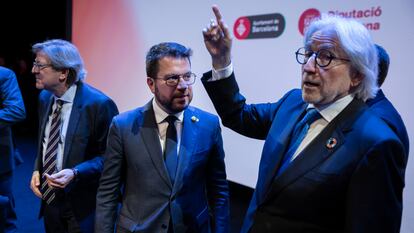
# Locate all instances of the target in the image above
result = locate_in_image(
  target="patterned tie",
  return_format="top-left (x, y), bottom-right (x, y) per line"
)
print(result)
top-left (164, 115), bottom-right (178, 184)
top-left (277, 108), bottom-right (321, 175)
top-left (41, 99), bottom-right (64, 205)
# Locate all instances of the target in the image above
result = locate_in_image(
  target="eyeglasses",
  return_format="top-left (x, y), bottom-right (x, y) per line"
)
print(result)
top-left (295, 47), bottom-right (350, 68)
top-left (33, 61), bottom-right (53, 70)
top-left (153, 72), bottom-right (197, 87)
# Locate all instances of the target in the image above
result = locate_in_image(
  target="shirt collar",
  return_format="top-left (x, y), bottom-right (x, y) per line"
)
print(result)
top-left (308, 94), bottom-right (354, 123)
top-left (152, 98), bottom-right (184, 124)
top-left (54, 84), bottom-right (77, 104)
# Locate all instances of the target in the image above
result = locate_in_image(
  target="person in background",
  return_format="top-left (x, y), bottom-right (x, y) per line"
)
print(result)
top-left (0, 66), bottom-right (25, 233)
top-left (366, 44), bottom-right (409, 155)
top-left (29, 39), bottom-right (118, 233)
top-left (201, 6), bottom-right (407, 233)
top-left (95, 42), bottom-right (229, 233)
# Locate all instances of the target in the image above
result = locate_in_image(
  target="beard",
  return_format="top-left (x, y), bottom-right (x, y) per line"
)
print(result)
top-left (154, 85), bottom-right (192, 114)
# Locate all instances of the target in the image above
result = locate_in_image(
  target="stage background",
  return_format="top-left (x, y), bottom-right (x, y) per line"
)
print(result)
top-left (72, 1), bottom-right (414, 232)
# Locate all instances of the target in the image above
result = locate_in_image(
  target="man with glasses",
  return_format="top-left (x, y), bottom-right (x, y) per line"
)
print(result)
top-left (95, 42), bottom-right (229, 233)
top-left (29, 39), bottom-right (119, 233)
top-left (201, 6), bottom-right (406, 233)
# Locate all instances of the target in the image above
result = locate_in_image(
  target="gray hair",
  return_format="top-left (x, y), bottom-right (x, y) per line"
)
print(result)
top-left (32, 39), bottom-right (86, 85)
top-left (304, 14), bottom-right (378, 101)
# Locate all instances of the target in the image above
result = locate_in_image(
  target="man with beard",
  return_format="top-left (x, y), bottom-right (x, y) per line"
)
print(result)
top-left (96, 42), bottom-right (229, 233)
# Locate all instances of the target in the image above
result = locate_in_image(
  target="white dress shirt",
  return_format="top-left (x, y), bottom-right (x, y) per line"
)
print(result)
top-left (152, 98), bottom-right (184, 154)
top-left (42, 84), bottom-right (77, 171)
top-left (291, 95), bottom-right (353, 161)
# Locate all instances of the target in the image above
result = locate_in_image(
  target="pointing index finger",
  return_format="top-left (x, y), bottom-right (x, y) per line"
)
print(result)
top-left (212, 5), bottom-right (222, 22)
top-left (212, 5), bottom-right (231, 39)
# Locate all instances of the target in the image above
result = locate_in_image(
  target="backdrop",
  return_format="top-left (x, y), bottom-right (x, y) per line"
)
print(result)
top-left (72, 1), bottom-right (414, 232)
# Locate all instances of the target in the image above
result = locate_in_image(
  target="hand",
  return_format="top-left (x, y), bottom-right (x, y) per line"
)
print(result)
top-left (30, 171), bottom-right (42, 198)
top-left (44, 169), bottom-right (75, 189)
top-left (202, 5), bottom-right (232, 69)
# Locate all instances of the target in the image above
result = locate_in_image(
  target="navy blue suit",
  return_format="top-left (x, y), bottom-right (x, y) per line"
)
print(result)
top-left (34, 81), bottom-right (118, 232)
top-left (202, 72), bottom-right (406, 233)
top-left (96, 101), bottom-right (229, 233)
top-left (366, 89), bottom-right (409, 155)
top-left (0, 66), bottom-right (25, 233)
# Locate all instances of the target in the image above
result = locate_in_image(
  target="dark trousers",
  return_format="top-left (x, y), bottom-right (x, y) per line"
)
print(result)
top-left (0, 171), bottom-right (18, 233)
top-left (43, 194), bottom-right (94, 233)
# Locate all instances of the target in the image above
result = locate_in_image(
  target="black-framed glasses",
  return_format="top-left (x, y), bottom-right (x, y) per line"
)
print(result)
top-left (295, 47), bottom-right (350, 68)
top-left (153, 72), bottom-right (196, 87)
top-left (33, 61), bottom-right (53, 70)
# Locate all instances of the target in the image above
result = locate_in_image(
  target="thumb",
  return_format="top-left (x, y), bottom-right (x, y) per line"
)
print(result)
top-left (35, 174), bottom-right (40, 186)
top-left (32, 171), bottom-right (40, 186)
top-left (51, 170), bottom-right (66, 179)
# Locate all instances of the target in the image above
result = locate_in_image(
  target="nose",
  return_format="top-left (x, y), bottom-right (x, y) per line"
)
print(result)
top-left (176, 77), bottom-right (189, 89)
top-left (31, 66), bottom-right (38, 74)
top-left (303, 54), bottom-right (317, 73)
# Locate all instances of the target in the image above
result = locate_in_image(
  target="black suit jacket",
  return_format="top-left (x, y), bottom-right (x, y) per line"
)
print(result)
top-left (96, 101), bottom-right (229, 233)
top-left (34, 81), bottom-right (118, 223)
top-left (202, 72), bottom-right (407, 233)
top-left (0, 66), bottom-right (25, 175)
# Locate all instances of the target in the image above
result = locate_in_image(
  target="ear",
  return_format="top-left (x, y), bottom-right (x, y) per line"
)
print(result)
top-left (350, 72), bottom-right (363, 87)
top-left (147, 77), bottom-right (155, 94)
top-left (59, 69), bottom-right (69, 83)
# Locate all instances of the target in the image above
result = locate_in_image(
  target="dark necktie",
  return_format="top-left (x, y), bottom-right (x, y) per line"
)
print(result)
top-left (277, 108), bottom-right (321, 175)
top-left (41, 99), bottom-right (64, 205)
top-left (164, 115), bottom-right (178, 184)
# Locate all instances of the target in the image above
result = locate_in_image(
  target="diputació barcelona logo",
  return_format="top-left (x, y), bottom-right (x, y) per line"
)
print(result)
top-left (298, 8), bottom-right (321, 35)
top-left (233, 13), bottom-right (285, 40)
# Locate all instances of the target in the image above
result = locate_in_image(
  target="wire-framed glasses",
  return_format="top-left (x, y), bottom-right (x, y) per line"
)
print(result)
top-left (153, 72), bottom-right (197, 87)
top-left (33, 61), bottom-right (53, 70)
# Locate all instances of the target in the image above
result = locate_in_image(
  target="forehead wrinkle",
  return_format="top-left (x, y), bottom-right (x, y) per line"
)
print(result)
top-left (306, 31), bottom-right (345, 56)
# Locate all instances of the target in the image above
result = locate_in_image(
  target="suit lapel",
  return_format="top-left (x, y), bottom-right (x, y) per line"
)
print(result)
top-left (63, 83), bottom-right (83, 166)
top-left (40, 96), bottom-right (54, 135)
top-left (263, 98), bottom-right (366, 202)
top-left (257, 103), bottom-right (306, 203)
top-left (172, 108), bottom-right (198, 195)
top-left (140, 102), bottom-right (172, 188)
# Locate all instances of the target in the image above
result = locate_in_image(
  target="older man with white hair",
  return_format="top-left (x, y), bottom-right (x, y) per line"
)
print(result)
top-left (202, 6), bottom-right (407, 233)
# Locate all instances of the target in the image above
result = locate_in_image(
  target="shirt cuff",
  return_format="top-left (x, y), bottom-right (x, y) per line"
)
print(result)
top-left (210, 62), bottom-right (233, 81)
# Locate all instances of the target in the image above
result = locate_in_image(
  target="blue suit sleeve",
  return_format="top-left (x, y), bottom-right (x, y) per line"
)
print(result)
top-left (74, 98), bottom-right (119, 179)
top-left (202, 71), bottom-right (296, 140)
top-left (0, 68), bottom-right (26, 129)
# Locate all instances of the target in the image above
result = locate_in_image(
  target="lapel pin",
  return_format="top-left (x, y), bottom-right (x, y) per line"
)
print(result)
top-left (191, 116), bottom-right (199, 123)
top-left (326, 137), bottom-right (337, 149)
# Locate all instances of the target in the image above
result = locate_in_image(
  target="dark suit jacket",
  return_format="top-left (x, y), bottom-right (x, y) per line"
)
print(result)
top-left (366, 89), bottom-right (409, 155)
top-left (202, 72), bottom-right (407, 233)
top-left (34, 81), bottom-right (118, 223)
top-left (96, 101), bottom-right (229, 233)
top-left (0, 66), bottom-right (25, 175)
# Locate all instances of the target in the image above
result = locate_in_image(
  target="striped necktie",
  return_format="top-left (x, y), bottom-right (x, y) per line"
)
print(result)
top-left (41, 99), bottom-right (64, 205)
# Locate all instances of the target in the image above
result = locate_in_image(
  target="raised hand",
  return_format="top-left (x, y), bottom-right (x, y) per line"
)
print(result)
top-left (202, 5), bottom-right (232, 69)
